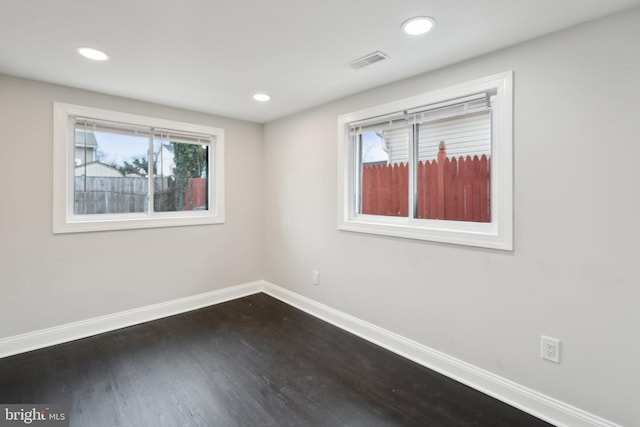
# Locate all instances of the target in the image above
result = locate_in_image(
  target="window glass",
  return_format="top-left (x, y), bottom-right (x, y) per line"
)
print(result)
top-left (416, 110), bottom-right (491, 222)
top-left (154, 139), bottom-right (209, 212)
top-left (74, 125), bottom-right (149, 215)
top-left (358, 128), bottom-right (409, 217)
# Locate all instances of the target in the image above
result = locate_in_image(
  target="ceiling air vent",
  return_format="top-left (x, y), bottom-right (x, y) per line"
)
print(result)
top-left (346, 51), bottom-right (389, 70)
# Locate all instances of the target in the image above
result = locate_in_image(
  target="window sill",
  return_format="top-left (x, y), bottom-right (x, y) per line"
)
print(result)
top-left (338, 217), bottom-right (512, 250)
top-left (53, 211), bottom-right (225, 234)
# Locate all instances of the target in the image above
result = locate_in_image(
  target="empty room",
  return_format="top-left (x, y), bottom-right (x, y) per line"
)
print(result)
top-left (1, 1), bottom-right (639, 426)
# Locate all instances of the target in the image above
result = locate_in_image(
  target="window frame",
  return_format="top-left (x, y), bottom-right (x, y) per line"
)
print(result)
top-left (337, 72), bottom-right (513, 250)
top-left (53, 102), bottom-right (225, 234)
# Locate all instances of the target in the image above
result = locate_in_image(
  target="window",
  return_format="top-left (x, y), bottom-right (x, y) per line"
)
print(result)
top-left (337, 72), bottom-right (513, 250)
top-left (53, 103), bottom-right (225, 233)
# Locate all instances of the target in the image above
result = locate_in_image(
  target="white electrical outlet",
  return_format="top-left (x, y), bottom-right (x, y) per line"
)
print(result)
top-left (312, 270), bottom-right (319, 285)
top-left (541, 336), bottom-right (560, 363)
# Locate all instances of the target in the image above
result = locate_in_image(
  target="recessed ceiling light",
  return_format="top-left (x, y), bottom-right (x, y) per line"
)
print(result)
top-left (401, 16), bottom-right (436, 36)
top-left (77, 47), bottom-right (110, 61)
top-left (253, 93), bottom-right (271, 102)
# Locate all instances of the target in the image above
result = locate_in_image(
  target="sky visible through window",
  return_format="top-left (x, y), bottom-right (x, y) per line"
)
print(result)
top-left (93, 131), bottom-right (148, 165)
top-left (361, 132), bottom-right (388, 163)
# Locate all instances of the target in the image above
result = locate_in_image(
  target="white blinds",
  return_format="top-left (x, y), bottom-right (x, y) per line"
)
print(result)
top-left (74, 117), bottom-right (211, 144)
top-left (356, 94), bottom-right (494, 165)
top-left (154, 129), bottom-right (211, 145)
top-left (349, 111), bottom-right (408, 135)
top-left (75, 117), bottom-right (151, 137)
top-left (349, 92), bottom-right (491, 136)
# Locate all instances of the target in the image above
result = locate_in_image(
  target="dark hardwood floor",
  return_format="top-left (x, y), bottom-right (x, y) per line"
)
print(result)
top-left (0, 293), bottom-right (554, 426)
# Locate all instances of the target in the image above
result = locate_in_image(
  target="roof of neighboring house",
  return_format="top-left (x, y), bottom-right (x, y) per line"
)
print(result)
top-left (74, 161), bottom-right (124, 177)
top-left (159, 143), bottom-right (174, 153)
top-left (75, 129), bottom-right (98, 148)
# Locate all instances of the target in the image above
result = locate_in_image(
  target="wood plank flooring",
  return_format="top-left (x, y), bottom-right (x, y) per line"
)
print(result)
top-left (0, 293), bottom-right (554, 426)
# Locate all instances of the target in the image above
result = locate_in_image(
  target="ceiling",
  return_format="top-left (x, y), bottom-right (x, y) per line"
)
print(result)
top-left (1, 0), bottom-right (639, 123)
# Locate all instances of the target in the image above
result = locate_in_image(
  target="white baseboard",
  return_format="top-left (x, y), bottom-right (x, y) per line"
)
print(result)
top-left (0, 281), bottom-right (263, 359)
top-left (261, 282), bottom-right (621, 427)
top-left (0, 279), bottom-right (620, 427)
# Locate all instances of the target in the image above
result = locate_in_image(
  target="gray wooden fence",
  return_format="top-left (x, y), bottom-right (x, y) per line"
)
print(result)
top-left (74, 176), bottom-right (185, 214)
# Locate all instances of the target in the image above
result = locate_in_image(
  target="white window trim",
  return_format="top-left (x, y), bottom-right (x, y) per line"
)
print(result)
top-left (337, 71), bottom-right (513, 250)
top-left (53, 102), bottom-right (225, 233)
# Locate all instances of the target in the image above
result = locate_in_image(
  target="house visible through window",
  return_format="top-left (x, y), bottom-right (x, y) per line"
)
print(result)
top-left (54, 103), bottom-right (225, 233)
top-left (338, 72), bottom-right (513, 250)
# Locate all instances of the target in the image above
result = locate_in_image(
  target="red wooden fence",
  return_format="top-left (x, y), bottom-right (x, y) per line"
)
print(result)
top-left (361, 142), bottom-right (491, 222)
top-left (185, 177), bottom-right (207, 210)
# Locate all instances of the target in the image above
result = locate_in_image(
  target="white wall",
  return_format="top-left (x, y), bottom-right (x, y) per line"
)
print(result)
top-left (263, 8), bottom-right (640, 427)
top-left (0, 75), bottom-right (264, 337)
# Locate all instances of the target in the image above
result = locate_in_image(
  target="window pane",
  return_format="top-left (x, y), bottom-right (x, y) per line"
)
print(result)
top-left (358, 128), bottom-right (409, 217)
top-left (416, 111), bottom-right (491, 222)
top-left (74, 127), bottom-right (149, 214)
top-left (154, 140), bottom-right (209, 212)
